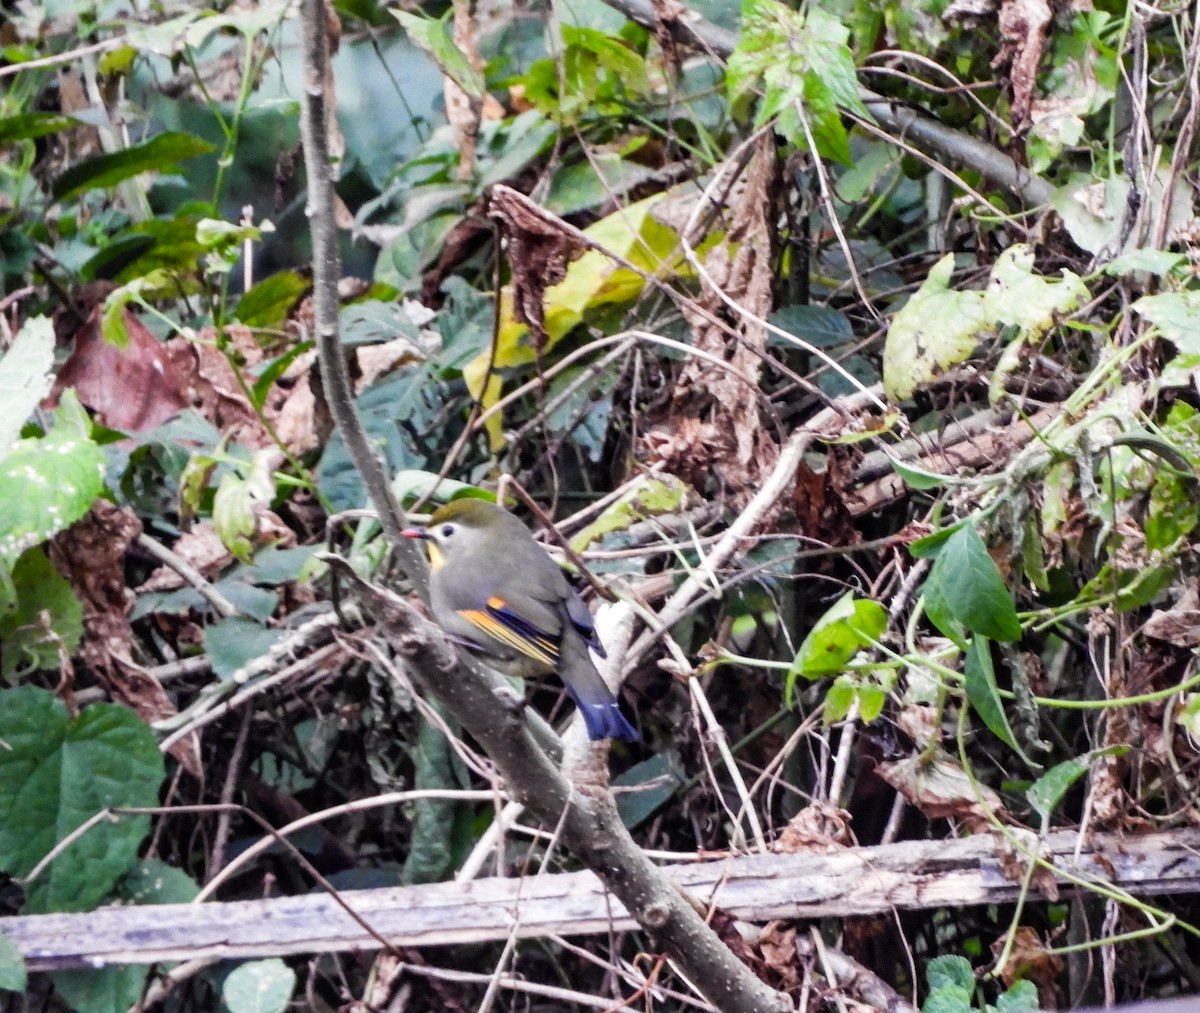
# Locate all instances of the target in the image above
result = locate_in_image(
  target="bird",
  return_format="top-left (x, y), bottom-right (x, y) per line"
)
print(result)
top-left (401, 499), bottom-right (639, 742)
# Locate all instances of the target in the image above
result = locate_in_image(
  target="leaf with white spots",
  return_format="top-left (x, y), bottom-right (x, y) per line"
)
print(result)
top-left (222, 958), bottom-right (296, 1013)
top-left (0, 391), bottom-right (105, 567)
top-left (0, 316), bottom-right (55, 454)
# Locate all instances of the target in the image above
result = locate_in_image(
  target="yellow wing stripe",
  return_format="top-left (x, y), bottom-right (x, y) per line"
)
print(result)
top-left (458, 609), bottom-right (559, 667)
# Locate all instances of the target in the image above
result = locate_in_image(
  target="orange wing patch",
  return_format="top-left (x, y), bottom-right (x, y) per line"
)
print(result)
top-left (457, 608), bottom-right (558, 667)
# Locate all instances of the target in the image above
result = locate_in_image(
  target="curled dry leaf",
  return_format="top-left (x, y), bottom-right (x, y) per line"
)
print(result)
top-left (270, 371), bottom-right (318, 456)
top-left (355, 337), bottom-right (425, 392)
top-left (995, 0), bottom-right (1053, 131)
top-left (995, 827), bottom-right (1059, 900)
top-left (166, 324), bottom-right (273, 449)
top-left (876, 751), bottom-right (1007, 831)
top-left (772, 802), bottom-right (854, 854)
top-left (51, 283), bottom-right (189, 433)
top-left (487, 185), bottom-right (586, 346)
top-left (991, 925), bottom-right (1064, 1003)
top-left (50, 501), bottom-right (201, 776)
top-left (1142, 583), bottom-right (1200, 647)
top-left (757, 921), bottom-right (801, 992)
top-left (649, 135), bottom-right (779, 509)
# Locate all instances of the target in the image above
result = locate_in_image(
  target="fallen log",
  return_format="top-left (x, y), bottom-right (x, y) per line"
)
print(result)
top-left (4, 828), bottom-right (1199, 971)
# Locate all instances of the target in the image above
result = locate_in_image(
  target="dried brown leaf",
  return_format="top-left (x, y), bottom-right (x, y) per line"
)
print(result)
top-left (995, 0), bottom-right (1053, 130)
top-left (757, 921), bottom-right (801, 991)
top-left (166, 326), bottom-right (274, 449)
top-left (995, 829), bottom-right (1059, 900)
top-left (648, 137), bottom-right (779, 508)
top-left (773, 802), bottom-right (853, 853)
top-left (49, 503), bottom-right (202, 776)
top-left (991, 926), bottom-right (1063, 1001)
top-left (875, 751), bottom-right (1007, 830)
top-left (1142, 583), bottom-right (1200, 647)
top-left (51, 285), bottom-right (190, 433)
top-left (487, 186), bottom-right (585, 346)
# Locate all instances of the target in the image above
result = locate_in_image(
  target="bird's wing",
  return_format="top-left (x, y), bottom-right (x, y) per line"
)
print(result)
top-left (514, 554), bottom-right (607, 659)
top-left (455, 595), bottom-right (561, 668)
top-left (562, 588), bottom-right (606, 658)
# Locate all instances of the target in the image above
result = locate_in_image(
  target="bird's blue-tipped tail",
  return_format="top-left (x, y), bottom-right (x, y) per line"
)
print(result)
top-left (575, 698), bottom-right (640, 742)
top-left (559, 631), bottom-right (639, 742)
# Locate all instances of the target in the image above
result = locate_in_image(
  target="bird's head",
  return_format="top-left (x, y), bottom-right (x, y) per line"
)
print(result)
top-left (401, 499), bottom-right (513, 570)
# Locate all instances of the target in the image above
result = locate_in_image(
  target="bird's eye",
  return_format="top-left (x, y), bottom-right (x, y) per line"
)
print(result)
top-left (440, 523), bottom-right (455, 538)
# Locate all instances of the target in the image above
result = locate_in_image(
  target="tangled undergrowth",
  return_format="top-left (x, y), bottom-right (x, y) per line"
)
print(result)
top-left (1, 0), bottom-right (1200, 1010)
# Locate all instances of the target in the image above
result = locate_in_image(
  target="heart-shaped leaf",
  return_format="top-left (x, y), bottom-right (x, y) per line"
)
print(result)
top-left (0, 687), bottom-right (164, 912)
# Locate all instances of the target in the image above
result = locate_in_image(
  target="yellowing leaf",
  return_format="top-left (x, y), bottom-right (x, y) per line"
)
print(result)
top-left (883, 254), bottom-right (988, 401)
top-left (466, 192), bottom-right (705, 447)
top-left (569, 474), bottom-right (696, 551)
top-left (984, 245), bottom-right (1088, 335)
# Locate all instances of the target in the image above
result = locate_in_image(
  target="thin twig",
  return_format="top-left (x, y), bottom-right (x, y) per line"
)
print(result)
top-left (197, 790), bottom-right (505, 902)
top-left (135, 533), bottom-right (239, 618)
top-left (297, 0), bottom-right (425, 585)
top-left (624, 425), bottom-right (816, 670)
top-left (157, 642), bottom-right (345, 752)
top-left (208, 704), bottom-right (253, 881)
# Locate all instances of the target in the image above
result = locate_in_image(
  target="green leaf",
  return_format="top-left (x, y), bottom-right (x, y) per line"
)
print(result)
top-left (1055, 169), bottom-right (1193, 256)
top-left (964, 636), bottom-right (1019, 752)
top-left (788, 592), bottom-right (886, 695)
top-left (0, 112), bottom-right (76, 143)
top-left (1102, 249), bottom-right (1188, 278)
top-left (926, 954), bottom-right (974, 992)
top-left (563, 24), bottom-right (649, 96)
top-left (856, 682), bottom-right (887, 722)
top-left (889, 454), bottom-right (952, 490)
top-left (922, 987), bottom-right (973, 1013)
top-left (393, 10), bottom-right (484, 98)
top-left (250, 341), bottom-right (315, 413)
top-left (50, 859), bottom-right (197, 1009)
top-left (926, 526), bottom-right (1021, 642)
top-left (909, 520), bottom-right (970, 558)
top-left (923, 579), bottom-right (967, 650)
top-left (0, 391), bottom-right (106, 567)
top-left (1132, 290), bottom-right (1200, 354)
top-left (51, 131), bottom-right (214, 202)
top-left (117, 857), bottom-right (200, 905)
top-left (981, 245), bottom-right (1088, 338)
top-left (569, 473), bottom-right (693, 552)
top-left (728, 1), bottom-right (870, 162)
top-left (204, 617), bottom-right (284, 679)
top-left (768, 304), bottom-right (854, 349)
top-left (613, 749), bottom-right (685, 829)
top-left (0, 548), bottom-right (83, 682)
top-left (402, 708), bottom-right (468, 885)
top-left (234, 271), bottom-right (311, 329)
top-left (1026, 757), bottom-right (1088, 824)
top-left (0, 316), bottom-right (55, 453)
top-left (340, 300), bottom-right (423, 349)
top-left (213, 452), bottom-right (275, 563)
top-left (995, 979), bottom-right (1040, 1011)
top-left (544, 153), bottom-right (659, 216)
top-left (0, 687), bottom-right (165, 912)
top-left (823, 674), bottom-right (856, 723)
top-left (391, 471), bottom-right (494, 509)
top-left (317, 366), bottom-right (438, 511)
top-left (222, 958), bottom-right (296, 1013)
top-left (0, 933), bottom-right (26, 993)
top-left (51, 965), bottom-right (150, 1013)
